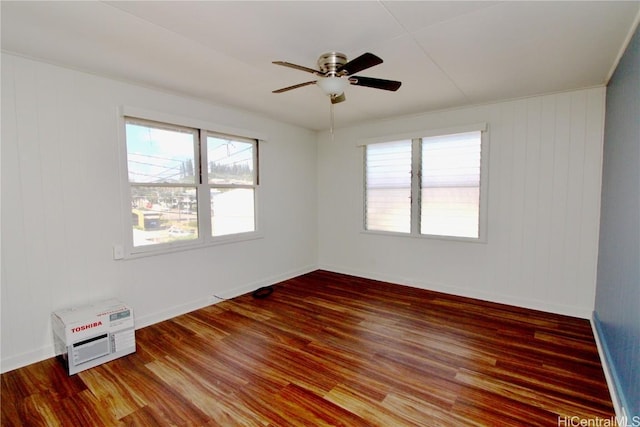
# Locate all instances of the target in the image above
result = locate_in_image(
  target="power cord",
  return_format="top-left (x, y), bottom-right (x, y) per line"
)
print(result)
top-left (252, 286), bottom-right (274, 299)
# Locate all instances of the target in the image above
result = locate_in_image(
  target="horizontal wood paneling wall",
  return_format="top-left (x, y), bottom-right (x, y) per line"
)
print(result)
top-left (1, 54), bottom-right (318, 372)
top-left (318, 88), bottom-right (605, 318)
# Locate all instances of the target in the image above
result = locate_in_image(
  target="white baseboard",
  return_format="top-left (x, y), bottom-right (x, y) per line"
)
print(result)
top-left (134, 264), bottom-right (318, 328)
top-left (1, 264), bottom-right (318, 374)
top-left (1, 346), bottom-right (57, 374)
top-left (317, 264), bottom-right (593, 319)
top-left (590, 314), bottom-right (630, 425)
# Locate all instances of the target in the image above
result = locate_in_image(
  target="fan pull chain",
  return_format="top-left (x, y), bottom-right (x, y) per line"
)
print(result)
top-left (330, 101), bottom-right (335, 141)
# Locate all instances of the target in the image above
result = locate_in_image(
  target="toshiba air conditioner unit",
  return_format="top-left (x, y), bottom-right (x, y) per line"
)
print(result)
top-left (52, 299), bottom-right (135, 375)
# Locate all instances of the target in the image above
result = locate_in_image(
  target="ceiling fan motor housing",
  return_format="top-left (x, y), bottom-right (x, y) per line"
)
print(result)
top-left (318, 52), bottom-right (347, 76)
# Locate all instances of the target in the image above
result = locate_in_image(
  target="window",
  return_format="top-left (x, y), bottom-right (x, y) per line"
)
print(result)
top-left (365, 140), bottom-right (413, 233)
top-left (124, 117), bottom-right (259, 254)
top-left (364, 126), bottom-right (486, 240)
top-left (207, 134), bottom-right (256, 237)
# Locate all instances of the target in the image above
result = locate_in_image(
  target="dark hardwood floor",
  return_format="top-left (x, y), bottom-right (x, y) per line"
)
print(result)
top-left (2, 270), bottom-right (616, 426)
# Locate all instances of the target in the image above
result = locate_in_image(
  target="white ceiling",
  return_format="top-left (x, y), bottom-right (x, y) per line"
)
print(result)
top-left (2, 1), bottom-right (639, 131)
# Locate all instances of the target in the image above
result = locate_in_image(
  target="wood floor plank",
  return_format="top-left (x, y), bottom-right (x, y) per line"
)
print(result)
top-left (1, 270), bottom-right (615, 426)
top-left (383, 391), bottom-right (474, 427)
top-left (325, 383), bottom-right (425, 427)
top-left (274, 383), bottom-right (371, 427)
top-left (144, 356), bottom-right (264, 425)
top-left (454, 368), bottom-right (612, 420)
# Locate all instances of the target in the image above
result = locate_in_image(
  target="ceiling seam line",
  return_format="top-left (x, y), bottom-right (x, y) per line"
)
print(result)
top-left (378, 1), bottom-right (479, 104)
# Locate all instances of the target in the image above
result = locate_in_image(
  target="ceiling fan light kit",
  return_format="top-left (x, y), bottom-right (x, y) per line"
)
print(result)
top-left (317, 76), bottom-right (348, 96)
top-left (272, 51), bottom-right (402, 105)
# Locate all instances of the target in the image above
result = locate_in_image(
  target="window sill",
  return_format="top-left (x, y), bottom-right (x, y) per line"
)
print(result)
top-left (119, 231), bottom-right (264, 260)
top-left (360, 229), bottom-right (486, 244)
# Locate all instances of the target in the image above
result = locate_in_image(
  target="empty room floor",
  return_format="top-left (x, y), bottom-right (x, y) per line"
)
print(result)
top-left (1, 270), bottom-right (615, 426)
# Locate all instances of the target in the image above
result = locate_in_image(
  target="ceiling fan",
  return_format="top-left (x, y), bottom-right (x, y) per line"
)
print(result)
top-left (272, 52), bottom-right (401, 104)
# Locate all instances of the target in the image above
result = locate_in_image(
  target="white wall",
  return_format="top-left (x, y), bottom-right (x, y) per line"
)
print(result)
top-left (318, 88), bottom-right (605, 318)
top-left (1, 52), bottom-right (607, 373)
top-left (1, 54), bottom-right (318, 372)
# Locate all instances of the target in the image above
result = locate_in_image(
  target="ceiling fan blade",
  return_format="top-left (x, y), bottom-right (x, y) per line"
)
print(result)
top-left (337, 52), bottom-right (383, 75)
top-left (272, 61), bottom-right (322, 75)
top-left (272, 80), bottom-right (317, 93)
top-left (331, 93), bottom-right (346, 104)
top-left (349, 76), bottom-right (402, 91)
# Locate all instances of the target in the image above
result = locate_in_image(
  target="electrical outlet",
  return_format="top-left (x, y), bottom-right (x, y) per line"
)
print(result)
top-left (113, 245), bottom-right (124, 260)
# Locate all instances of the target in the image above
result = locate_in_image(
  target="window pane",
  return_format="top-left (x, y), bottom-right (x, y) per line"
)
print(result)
top-left (366, 188), bottom-right (411, 232)
top-left (126, 122), bottom-right (197, 184)
top-left (421, 131), bottom-right (481, 238)
top-left (207, 136), bottom-right (255, 185)
top-left (365, 140), bottom-right (412, 233)
top-left (211, 188), bottom-right (254, 236)
top-left (421, 187), bottom-right (479, 238)
top-left (131, 186), bottom-right (198, 247)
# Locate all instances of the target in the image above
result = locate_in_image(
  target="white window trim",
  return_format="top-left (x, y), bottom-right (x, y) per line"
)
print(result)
top-left (357, 123), bottom-right (487, 146)
top-left (116, 106), bottom-right (266, 259)
top-left (360, 123), bottom-right (489, 243)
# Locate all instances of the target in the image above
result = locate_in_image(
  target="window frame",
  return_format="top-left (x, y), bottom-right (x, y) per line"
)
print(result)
top-left (361, 123), bottom-right (489, 243)
top-left (204, 130), bottom-right (260, 239)
top-left (117, 107), bottom-right (264, 258)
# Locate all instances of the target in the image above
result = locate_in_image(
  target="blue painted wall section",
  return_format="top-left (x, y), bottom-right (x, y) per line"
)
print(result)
top-left (594, 22), bottom-right (640, 419)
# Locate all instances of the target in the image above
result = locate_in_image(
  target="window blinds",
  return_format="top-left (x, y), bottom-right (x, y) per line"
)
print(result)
top-left (365, 140), bottom-right (412, 233)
